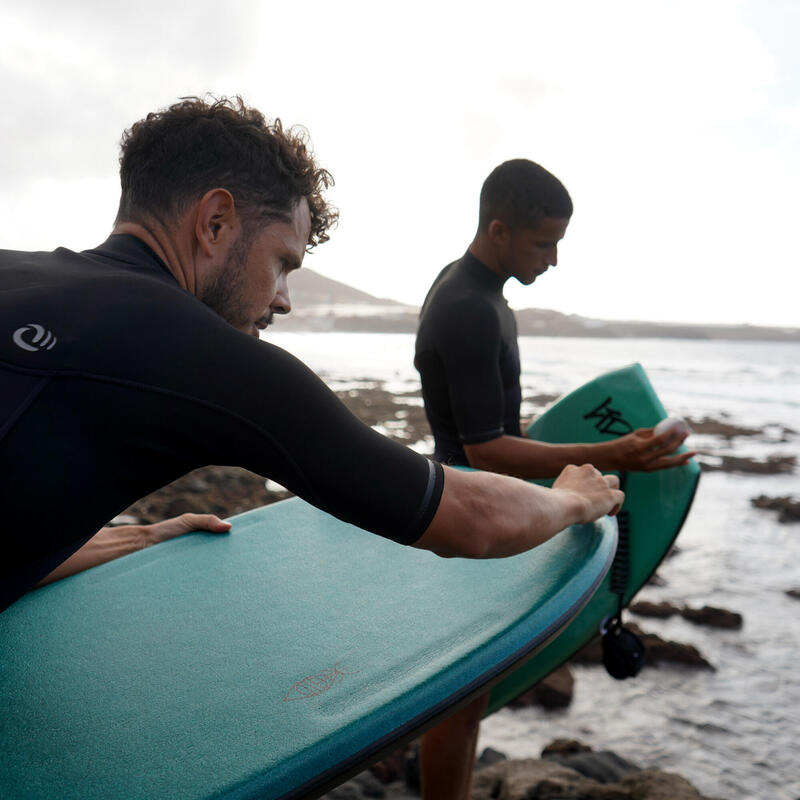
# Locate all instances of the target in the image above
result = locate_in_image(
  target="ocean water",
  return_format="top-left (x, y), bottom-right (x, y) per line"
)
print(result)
top-left (268, 331), bottom-right (800, 800)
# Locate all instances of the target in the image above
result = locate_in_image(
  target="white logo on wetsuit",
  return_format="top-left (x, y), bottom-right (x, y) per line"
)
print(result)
top-left (12, 324), bottom-right (57, 352)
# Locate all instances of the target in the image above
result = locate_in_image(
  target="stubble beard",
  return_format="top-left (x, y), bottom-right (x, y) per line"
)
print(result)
top-left (199, 236), bottom-right (252, 333)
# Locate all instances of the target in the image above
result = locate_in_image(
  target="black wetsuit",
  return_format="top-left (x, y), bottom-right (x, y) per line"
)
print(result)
top-left (0, 235), bottom-right (443, 612)
top-left (415, 251), bottom-right (522, 465)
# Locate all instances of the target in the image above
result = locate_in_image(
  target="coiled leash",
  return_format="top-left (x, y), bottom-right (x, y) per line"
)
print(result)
top-left (601, 472), bottom-right (645, 679)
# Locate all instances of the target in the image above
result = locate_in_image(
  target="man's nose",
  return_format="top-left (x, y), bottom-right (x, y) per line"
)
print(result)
top-left (271, 277), bottom-right (292, 315)
top-left (548, 246), bottom-right (558, 267)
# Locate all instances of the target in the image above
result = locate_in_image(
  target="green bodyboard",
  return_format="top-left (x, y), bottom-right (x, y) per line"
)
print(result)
top-left (0, 491), bottom-right (616, 798)
top-left (0, 363), bottom-right (695, 799)
top-left (486, 362), bottom-right (700, 714)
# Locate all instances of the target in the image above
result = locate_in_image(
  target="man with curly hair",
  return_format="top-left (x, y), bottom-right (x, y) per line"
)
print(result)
top-left (1, 98), bottom-right (623, 635)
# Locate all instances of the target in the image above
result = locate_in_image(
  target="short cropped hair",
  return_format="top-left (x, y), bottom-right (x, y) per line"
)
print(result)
top-left (479, 159), bottom-right (572, 232)
top-left (116, 95), bottom-right (337, 248)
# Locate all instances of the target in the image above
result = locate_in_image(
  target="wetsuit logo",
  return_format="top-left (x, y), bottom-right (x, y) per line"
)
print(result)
top-left (12, 324), bottom-right (57, 352)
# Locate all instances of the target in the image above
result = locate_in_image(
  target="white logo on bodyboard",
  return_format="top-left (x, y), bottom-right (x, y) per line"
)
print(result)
top-left (12, 324), bottom-right (57, 352)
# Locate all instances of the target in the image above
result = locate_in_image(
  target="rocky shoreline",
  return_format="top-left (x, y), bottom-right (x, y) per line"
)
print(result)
top-left (321, 737), bottom-right (723, 799)
top-left (114, 382), bottom-right (798, 799)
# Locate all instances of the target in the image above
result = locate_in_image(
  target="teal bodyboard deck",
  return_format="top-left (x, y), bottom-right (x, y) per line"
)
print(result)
top-left (0, 362), bottom-right (696, 799)
top-left (0, 499), bottom-right (616, 798)
top-left (487, 362), bottom-right (700, 713)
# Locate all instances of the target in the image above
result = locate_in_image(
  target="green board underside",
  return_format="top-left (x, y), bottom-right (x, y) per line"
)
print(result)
top-left (0, 500), bottom-right (616, 800)
top-left (486, 362), bottom-right (701, 714)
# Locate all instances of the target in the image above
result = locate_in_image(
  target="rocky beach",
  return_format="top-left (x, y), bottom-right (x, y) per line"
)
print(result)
top-left (115, 375), bottom-right (800, 799)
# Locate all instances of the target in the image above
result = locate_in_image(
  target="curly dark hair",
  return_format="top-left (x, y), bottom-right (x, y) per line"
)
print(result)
top-left (479, 159), bottom-right (572, 232)
top-left (115, 95), bottom-right (337, 249)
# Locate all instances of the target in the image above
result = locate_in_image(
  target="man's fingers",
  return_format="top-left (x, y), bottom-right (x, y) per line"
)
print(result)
top-left (645, 451), bottom-right (697, 471)
top-left (178, 513), bottom-right (232, 533)
top-left (608, 492), bottom-right (624, 517)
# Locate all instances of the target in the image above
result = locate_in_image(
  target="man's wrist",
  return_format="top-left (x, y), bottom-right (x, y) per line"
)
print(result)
top-left (550, 487), bottom-right (590, 527)
top-left (586, 440), bottom-right (619, 472)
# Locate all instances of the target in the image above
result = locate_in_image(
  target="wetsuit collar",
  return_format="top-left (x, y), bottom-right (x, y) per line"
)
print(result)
top-left (460, 251), bottom-right (508, 294)
top-left (85, 235), bottom-right (177, 283)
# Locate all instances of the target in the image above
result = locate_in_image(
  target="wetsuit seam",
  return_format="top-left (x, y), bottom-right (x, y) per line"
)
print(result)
top-left (0, 372), bottom-right (49, 442)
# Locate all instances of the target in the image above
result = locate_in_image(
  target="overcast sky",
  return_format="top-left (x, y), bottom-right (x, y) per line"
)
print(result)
top-left (2, 0), bottom-right (798, 326)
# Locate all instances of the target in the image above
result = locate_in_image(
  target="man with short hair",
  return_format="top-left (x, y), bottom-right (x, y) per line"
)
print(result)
top-left (1, 98), bottom-right (622, 618)
top-left (414, 159), bottom-right (691, 799)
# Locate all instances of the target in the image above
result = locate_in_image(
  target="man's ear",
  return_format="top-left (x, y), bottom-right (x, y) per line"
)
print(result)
top-left (195, 188), bottom-right (238, 257)
top-left (486, 219), bottom-right (511, 247)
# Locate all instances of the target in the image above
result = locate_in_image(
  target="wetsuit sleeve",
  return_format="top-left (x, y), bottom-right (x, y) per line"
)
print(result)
top-left (431, 298), bottom-right (507, 445)
top-left (193, 341), bottom-right (445, 545)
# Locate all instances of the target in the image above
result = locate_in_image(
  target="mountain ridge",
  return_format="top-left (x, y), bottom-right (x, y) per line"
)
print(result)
top-left (283, 268), bottom-right (800, 342)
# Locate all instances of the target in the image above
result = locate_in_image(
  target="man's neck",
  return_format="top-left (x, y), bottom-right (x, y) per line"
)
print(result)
top-left (467, 236), bottom-right (508, 282)
top-left (111, 219), bottom-right (196, 294)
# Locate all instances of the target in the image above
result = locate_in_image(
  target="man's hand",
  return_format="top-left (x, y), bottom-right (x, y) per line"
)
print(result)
top-left (143, 513), bottom-right (232, 546)
top-left (609, 426), bottom-right (695, 472)
top-left (36, 513), bottom-right (232, 588)
top-left (552, 464), bottom-right (625, 522)
top-left (416, 464), bottom-right (626, 559)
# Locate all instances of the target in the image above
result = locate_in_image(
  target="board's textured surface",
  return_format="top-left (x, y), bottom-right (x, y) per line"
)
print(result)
top-left (0, 491), bottom-right (615, 800)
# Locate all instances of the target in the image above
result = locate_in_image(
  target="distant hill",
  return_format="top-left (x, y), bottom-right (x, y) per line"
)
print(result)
top-left (279, 269), bottom-right (800, 341)
top-left (289, 268), bottom-right (400, 307)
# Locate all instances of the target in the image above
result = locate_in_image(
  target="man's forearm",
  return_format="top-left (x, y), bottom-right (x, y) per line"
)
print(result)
top-left (413, 464), bottom-right (622, 559)
top-left (35, 514), bottom-right (232, 588)
top-left (36, 526), bottom-right (150, 587)
top-left (465, 425), bottom-right (692, 478)
top-left (464, 435), bottom-right (615, 479)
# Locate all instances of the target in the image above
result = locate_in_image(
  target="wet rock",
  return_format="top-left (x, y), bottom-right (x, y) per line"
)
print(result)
top-left (470, 757), bottom-right (716, 799)
top-left (541, 739), bottom-right (593, 757)
top-left (471, 759), bottom-right (585, 800)
top-left (680, 605), bottom-right (743, 630)
top-left (751, 494), bottom-right (800, 522)
top-left (121, 465), bottom-right (277, 523)
top-left (574, 624), bottom-right (714, 670)
top-left (686, 416), bottom-right (762, 438)
top-left (645, 571), bottom-right (667, 587)
top-left (509, 664), bottom-right (574, 710)
top-left (323, 780), bottom-right (371, 800)
top-left (699, 454), bottom-right (796, 474)
top-left (368, 744), bottom-right (416, 785)
top-left (477, 747), bottom-right (508, 769)
top-left (620, 768), bottom-right (718, 800)
top-left (544, 749), bottom-right (640, 783)
top-left (525, 392), bottom-right (562, 407)
top-left (629, 600), bottom-right (680, 618)
top-left (334, 384), bottom-right (430, 446)
top-left (631, 600), bottom-right (743, 629)
top-left (352, 771), bottom-right (387, 798)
